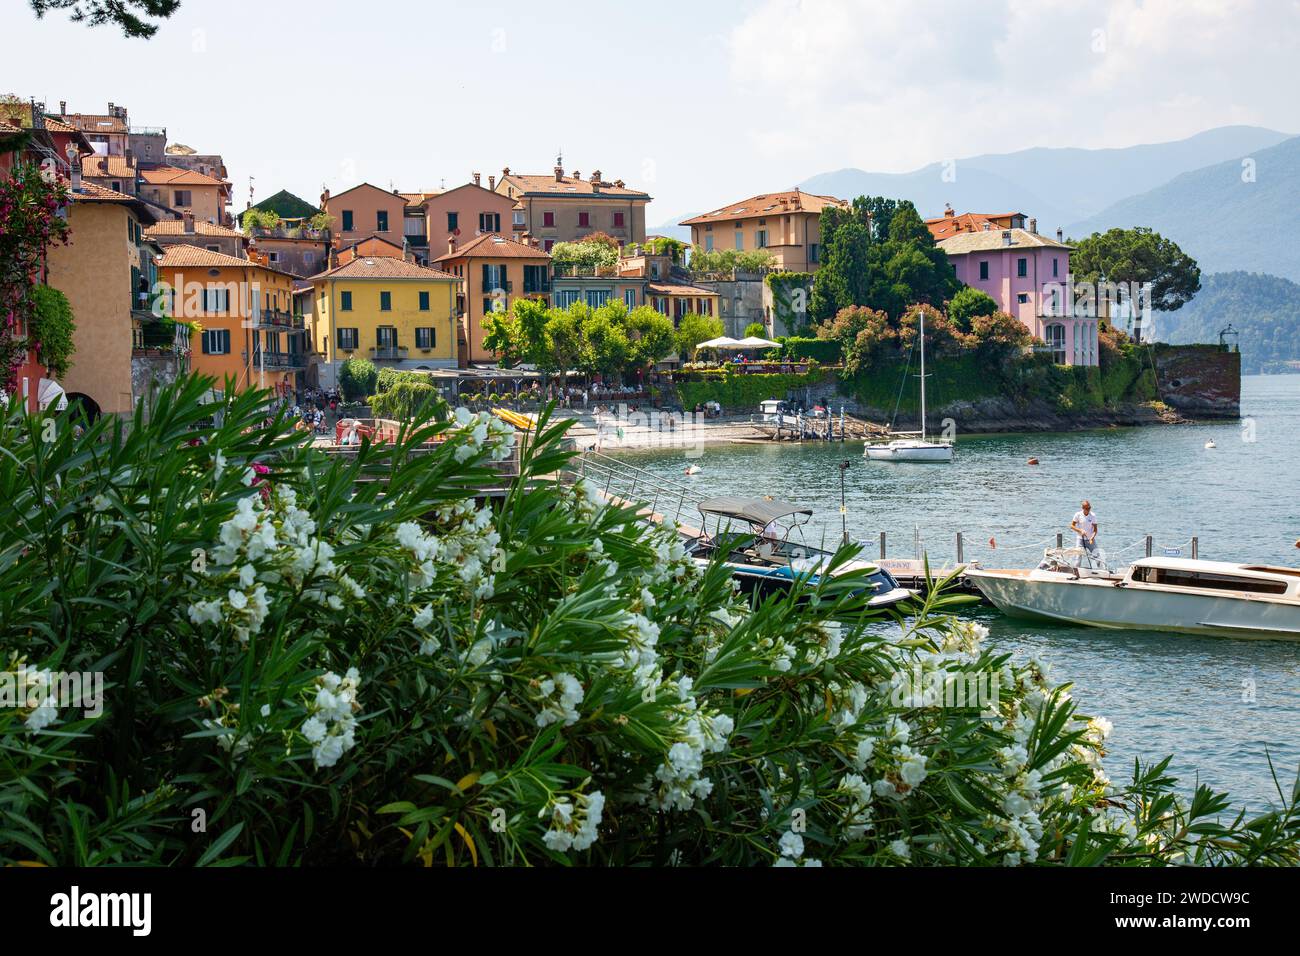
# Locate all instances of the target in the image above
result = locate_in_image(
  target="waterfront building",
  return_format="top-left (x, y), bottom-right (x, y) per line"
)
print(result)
top-left (496, 164), bottom-right (650, 248)
top-left (308, 256), bottom-right (460, 387)
top-left (320, 183), bottom-right (408, 250)
top-left (432, 234), bottom-right (552, 365)
top-left (937, 223), bottom-right (1098, 367)
top-left (680, 189), bottom-right (847, 272)
top-left (157, 245), bottom-right (303, 398)
top-left (419, 178), bottom-right (518, 265)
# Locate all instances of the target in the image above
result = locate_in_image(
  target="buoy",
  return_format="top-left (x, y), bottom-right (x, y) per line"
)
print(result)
top-left (1205, 440), bottom-right (1216, 449)
top-left (988, 537), bottom-right (996, 549)
top-left (1027, 457), bottom-right (1039, 466)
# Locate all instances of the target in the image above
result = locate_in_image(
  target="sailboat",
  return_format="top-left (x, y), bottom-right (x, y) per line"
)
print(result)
top-left (864, 308), bottom-right (954, 463)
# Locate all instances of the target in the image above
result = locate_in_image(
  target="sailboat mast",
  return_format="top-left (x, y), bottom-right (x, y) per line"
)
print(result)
top-left (919, 308), bottom-right (927, 442)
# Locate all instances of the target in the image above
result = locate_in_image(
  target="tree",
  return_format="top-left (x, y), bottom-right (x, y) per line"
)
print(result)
top-left (815, 305), bottom-right (895, 374)
top-left (744, 322), bottom-right (768, 339)
top-left (551, 237), bottom-right (619, 275)
top-left (29, 0), bottom-right (180, 38)
top-left (338, 357), bottom-right (377, 402)
top-left (687, 248), bottom-right (777, 274)
top-left (1071, 227), bottom-right (1202, 313)
top-left (946, 287), bottom-right (998, 333)
top-left (675, 313), bottom-right (724, 361)
top-left (969, 310), bottom-right (1032, 363)
top-left (545, 308), bottom-right (584, 380)
top-left (625, 306), bottom-right (675, 376)
top-left (578, 306), bottom-right (630, 380)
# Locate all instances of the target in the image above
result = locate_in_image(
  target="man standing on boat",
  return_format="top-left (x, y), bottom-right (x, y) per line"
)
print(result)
top-left (1071, 500), bottom-right (1099, 554)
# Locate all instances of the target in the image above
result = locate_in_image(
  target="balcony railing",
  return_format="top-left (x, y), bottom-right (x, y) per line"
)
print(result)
top-left (251, 350), bottom-right (307, 370)
top-left (369, 346), bottom-right (408, 361)
top-left (552, 263), bottom-right (618, 278)
top-left (253, 310), bottom-right (305, 329)
top-left (133, 321), bottom-right (190, 352)
top-left (523, 280), bottom-right (551, 294)
top-left (481, 279), bottom-right (513, 293)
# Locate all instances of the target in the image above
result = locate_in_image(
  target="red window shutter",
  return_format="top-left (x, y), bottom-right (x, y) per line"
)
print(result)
top-left (614, 212), bottom-right (625, 227)
top-left (543, 212), bottom-right (555, 227)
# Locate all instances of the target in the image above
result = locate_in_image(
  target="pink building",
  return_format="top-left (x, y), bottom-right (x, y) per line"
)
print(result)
top-left (938, 224), bottom-right (1098, 367)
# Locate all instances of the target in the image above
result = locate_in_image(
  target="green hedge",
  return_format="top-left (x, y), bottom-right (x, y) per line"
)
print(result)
top-left (673, 369), bottom-right (826, 411)
top-left (779, 337), bottom-right (841, 364)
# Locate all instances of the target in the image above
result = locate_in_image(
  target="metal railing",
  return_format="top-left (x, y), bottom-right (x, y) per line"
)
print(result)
top-left (565, 451), bottom-right (703, 529)
top-left (369, 346), bottom-right (408, 361)
top-left (251, 351), bottom-right (306, 370)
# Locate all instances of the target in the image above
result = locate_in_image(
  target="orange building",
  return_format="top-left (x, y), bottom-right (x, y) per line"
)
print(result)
top-left (432, 234), bottom-right (552, 365)
top-left (925, 206), bottom-right (1028, 242)
top-left (157, 246), bottom-right (305, 397)
top-left (140, 165), bottom-right (232, 225)
top-left (681, 189), bottom-right (847, 271)
top-left (420, 178), bottom-right (518, 258)
top-left (320, 183), bottom-right (407, 249)
top-left (496, 164), bottom-right (650, 249)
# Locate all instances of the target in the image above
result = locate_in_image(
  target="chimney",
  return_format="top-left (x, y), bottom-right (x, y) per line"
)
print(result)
top-left (183, 212), bottom-right (195, 233)
top-left (1001, 230), bottom-right (1012, 246)
top-left (502, 166), bottom-right (510, 176)
top-left (125, 147), bottom-right (133, 165)
top-left (554, 165), bottom-right (563, 182)
top-left (321, 187), bottom-right (330, 205)
top-left (473, 172), bottom-right (481, 187)
top-left (108, 102), bottom-right (114, 114)
top-left (488, 175), bottom-right (496, 191)
top-left (983, 222), bottom-right (991, 231)
top-left (1057, 227), bottom-right (1064, 242)
top-left (614, 179), bottom-right (624, 188)
top-left (1029, 218), bottom-right (1037, 234)
top-left (944, 203), bottom-right (954, 217)
top-left (67, 145), bottom-right (82, 191)
top-left (59, 100), bottom-right (66, 115)
top-left (591, 170), bottom-right (601, 183)
top-left (448, 237), bottom-right (457, 255)
top-left (572, 170), bottom-right (580, 182)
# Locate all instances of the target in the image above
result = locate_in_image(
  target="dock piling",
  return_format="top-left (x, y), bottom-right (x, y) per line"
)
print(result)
top-left (880, 531), bottom-right (886, 560)
top-left (1191, 536), bottom-right (1199, 559)
top-left (1056, 532), bottom-right (1063, 549)
top-left (1145, 535), bottom-right (1153, 557)
top-left (956, 531), bottom-right (964, 564)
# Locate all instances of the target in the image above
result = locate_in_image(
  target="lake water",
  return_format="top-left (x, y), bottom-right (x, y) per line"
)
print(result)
top-left (613, 375), bottom-right (1300, 810)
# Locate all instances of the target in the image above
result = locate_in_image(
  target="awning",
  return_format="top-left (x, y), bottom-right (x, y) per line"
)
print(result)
top-left (736, 336), bottom-right (781, 349)
top-left (697, 496), bottom-right (813, 526)
top-left (697, 336), bottom-right (741, 349)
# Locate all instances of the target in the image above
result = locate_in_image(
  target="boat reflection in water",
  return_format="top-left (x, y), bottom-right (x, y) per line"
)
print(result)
top-left (682, 496), bottom-right (912, 610)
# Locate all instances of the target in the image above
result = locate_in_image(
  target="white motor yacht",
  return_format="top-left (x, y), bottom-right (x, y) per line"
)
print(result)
top-left (966, 548), bottom-right (1300, 639)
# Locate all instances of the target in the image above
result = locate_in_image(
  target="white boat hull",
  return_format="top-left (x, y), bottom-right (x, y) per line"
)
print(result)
top-left (865, 442), bottom-right (953, 462)
top-left (966, 570), bottom-right (1300, 640)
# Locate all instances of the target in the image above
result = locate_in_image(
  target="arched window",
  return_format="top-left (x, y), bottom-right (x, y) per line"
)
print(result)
top-left (1044, 323), bottom-right (1066, 364)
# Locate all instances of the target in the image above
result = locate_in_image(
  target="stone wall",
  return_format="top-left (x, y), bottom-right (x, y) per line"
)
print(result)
top-left (1149, 344), bottom-right (1240, 418)
top-left (132, 351), bottom-right (188, 416)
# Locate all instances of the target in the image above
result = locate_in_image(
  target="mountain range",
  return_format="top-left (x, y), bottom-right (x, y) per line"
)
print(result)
top-left (650, 126), bottom-right (1298, 280)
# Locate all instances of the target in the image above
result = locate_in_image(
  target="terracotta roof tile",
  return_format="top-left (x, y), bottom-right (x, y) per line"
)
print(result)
top-left (681, 190), bottom-right (846, 226)
top-left (159, 243), bottom-right (293, 275)
top-left (311, 257), bottom-right (460, 282)
top-left (140, 165), bottom-right (227, 187)
top-left (63, 113), bottom-right (128, 134)
top-left (936, 228), bottom-right (1071, 255)
top-left (82, 154), bottom-right (136, 178)
top-left (925, 211), bottom-right (1026, 241)
top-left (501, 172), bottom-right (649, 199)
top-left (146, 219), bottom-right (243, 238)
top-left (433, 233), bottom-right (550, 262)
top-left (41, 116), bottom-right (81, 134)
top-left (647, 282), bottom-right (717, 296)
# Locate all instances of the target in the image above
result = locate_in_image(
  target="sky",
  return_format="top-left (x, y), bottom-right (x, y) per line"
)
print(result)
top-left (4, 0), bottom-right (1298, 224)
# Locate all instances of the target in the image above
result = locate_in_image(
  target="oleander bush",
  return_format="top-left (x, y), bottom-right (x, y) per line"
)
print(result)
top-left (0, 375), bottom-right (1297, 866)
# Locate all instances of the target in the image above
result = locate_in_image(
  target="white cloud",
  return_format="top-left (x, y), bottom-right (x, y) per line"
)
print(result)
top-left (727, 0), bottom-right (1300, 172)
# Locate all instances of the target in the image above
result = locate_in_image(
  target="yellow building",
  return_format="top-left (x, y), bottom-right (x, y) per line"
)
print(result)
top-left (157, 245), bottom-right (303, 398)
top-left (308, 256), bottom-right (460, 389)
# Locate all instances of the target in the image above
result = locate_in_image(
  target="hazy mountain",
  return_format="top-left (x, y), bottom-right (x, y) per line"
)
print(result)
top-left (650, 126), bottom-right (1290, 243)
top-left (1153, 271), bottom-right (1300, 374)
top-left (1066, 135), bottom-right (1300, 282)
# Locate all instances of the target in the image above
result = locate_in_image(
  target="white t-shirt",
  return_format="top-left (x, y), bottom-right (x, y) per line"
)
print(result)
top-left (1073, 510), bottom-right (1097, 544)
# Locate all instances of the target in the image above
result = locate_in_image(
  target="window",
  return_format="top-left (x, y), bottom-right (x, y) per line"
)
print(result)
top-left (512, 210), bottom-right (525, 227)
top-left (201, 329), bottom-right (230, 354)
top-left (342, 210), bottom-right (354, 231)
top-left (584, 290), bottom-right (611, 308)
top-left (979, 260), bottom-right (989, 281)
top-left (380, 291), bottom-right (392, 311)
top-left (554, 290), bottom-right (580, 308)
top-left (202, 288), bottom-right (229, 313)
top-left (415, 327), bottom-right (435, 349)
top-left (481, 263), bottom-right (507, 292)
top-left (174, 190), bottom-right (192, 207)
top-left (376, 326), bottom-right (397, 349)
top-left (808, 243), bottom-right (820, 264)
top-left (704, 234), bottom-right (714, 252)
top-left (337, 328), bottom-right (358, 350)
top-left (756, 230), bottom-right (768, 248)
top-left (523, 265), bottom-right (548, 294)
top-left (377, 211), bottom-right (389, 232)
top-left (447, 211), bottom-right (459, 231)
top-left (543, 211), bottom-right (555, 228)
top-left (543, 239), bottom-right (555, 252)
top-left (340, 291), bottom-right (353, 311)
top-left (1044, 323), bottom-right (1066, 364)
top-left (1017, 292), bottom-right (1030, 304)
top-left (206, 244), bottom-right (220, 253)
top-left (479, 212), bottom-right (500, 233)
top-left (613, 212), bottom-right (625, 228)
top-left (111, 180), bottom-right (121, 191)
top-left (578, 212), bottom-right (590, 228)
top-left (268, 251), bottom-right (279, 263)
top-left (734, 231), bottom-right (743, 251)
top-left (483, 297), bottom-right (503, 315)
top-left (419, 291), bottom-right (430, 311)
top-left (1017, 257), bottom-right (1028, 278)
top-left (624, 288), bottom-right (637, 308)
top-left (1052, 257), bottom-right (1059, 278)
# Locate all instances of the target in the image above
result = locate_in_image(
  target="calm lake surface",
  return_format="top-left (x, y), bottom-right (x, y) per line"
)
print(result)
top-left (613, 375), bottom-right (1300, 809)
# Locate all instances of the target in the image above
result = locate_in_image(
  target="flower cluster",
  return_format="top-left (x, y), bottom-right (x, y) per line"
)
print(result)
top-left (541, 790), bottom-right (605, 852)
top-left (301, 669), bottom-right (362, 769)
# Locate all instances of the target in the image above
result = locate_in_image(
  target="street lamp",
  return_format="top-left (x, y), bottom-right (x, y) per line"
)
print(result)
top-left (839, 459), bottom-right (851, 545)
